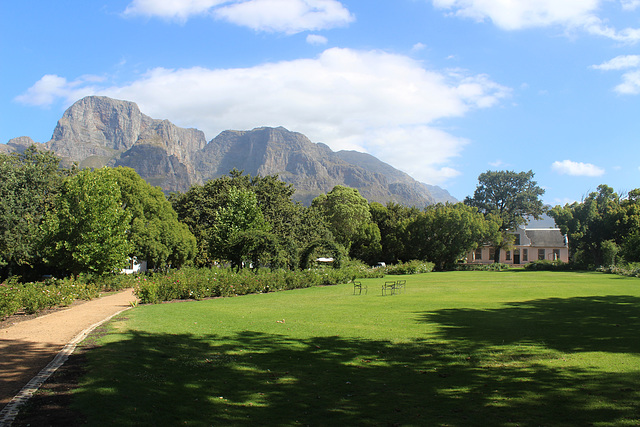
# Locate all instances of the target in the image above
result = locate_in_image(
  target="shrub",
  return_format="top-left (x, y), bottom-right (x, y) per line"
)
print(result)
top-left (132, 264), bottom-right (385, 305)
top-left (385, 260), bottom-right (435, 275)
top-left (0, 277), bottom-right (22, 320)
top-left (524, 260), bottom-right (569, 271)
top-left (457, 263), bottom-right (511, 271)
top-left (597, 262), bottom-right (640, 278)
top-left (0, 274), bottom-right (133, 320)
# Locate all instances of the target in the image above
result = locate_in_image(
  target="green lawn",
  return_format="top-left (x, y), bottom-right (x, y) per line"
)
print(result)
top-left (73, 271), bottom-right (640, 426)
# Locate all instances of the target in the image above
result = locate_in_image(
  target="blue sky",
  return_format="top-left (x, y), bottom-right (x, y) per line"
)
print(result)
top-left (2, 0), bottom-right (639, 205)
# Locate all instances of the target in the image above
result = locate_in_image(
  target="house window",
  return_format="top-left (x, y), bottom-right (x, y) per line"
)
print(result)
top-left (553, 249), bottom-right (560, 261)
top-left (506, 251), bottom-right (511, 261)
top-left (538, 249), bottom-right (546, 260)
top-left (475, 248), bottom-right (482, 261)
top-left (523, 249), bottom-right (528, 262)
top-left (514, 234), bottom-right (520, 245)
top-left (489, 248), bottom-right (496, 261)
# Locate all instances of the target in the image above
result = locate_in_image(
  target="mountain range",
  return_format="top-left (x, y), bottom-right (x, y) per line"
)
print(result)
top-left (3, 96), bottom-right (456, 206)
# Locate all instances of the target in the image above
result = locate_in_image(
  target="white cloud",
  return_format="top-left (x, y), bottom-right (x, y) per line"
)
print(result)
top-left (215, 0), bottom-right (354, 34)
top-left (615, 70), bottom-right (640, 94)
top-left (621, 0), bottom-right (640, 10)
top-left (411, 42), bottom-right (427, 52)
top-left (306, 34), bottom-right (328, 45)
top-left (14, 74), bottom-right (99, 107)
top-left (591, 55), bottom-right (640, 71)
top-left (16, 48), bottom-right (509, 185)
top-left (123, 0), bottom-right (225, 21)
top-left (431, 0), bottom-right (640, 43)
top-left (591, 55), bottom-right (640, 94)
top-left (123, 0), bottom-right (354, 33)
top-left (552, 160), bottom-right (605, 177)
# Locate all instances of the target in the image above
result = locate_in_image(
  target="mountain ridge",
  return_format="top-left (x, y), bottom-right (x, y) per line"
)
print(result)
top-left (4, 96), bottom-right (456, 206)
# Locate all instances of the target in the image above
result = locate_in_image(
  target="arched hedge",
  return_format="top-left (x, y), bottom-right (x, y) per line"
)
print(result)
top-left (299, 239), bottom-right (346, 270)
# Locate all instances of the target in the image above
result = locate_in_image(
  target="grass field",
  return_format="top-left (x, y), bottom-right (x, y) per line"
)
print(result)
top-left (72, 271), bottom-right (640, 426)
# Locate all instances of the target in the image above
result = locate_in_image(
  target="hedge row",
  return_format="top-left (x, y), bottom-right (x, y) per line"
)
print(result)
top-left (597, 262), bottom-right (640, 278)
top-left (0, 274), bottom-right (137, 320)
top-left (1, 260), bottom-right (436, 318)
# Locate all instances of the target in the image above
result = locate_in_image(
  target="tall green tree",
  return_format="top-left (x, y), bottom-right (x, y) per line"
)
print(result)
top-left (550, 185), bottom-right (637, 266)
top-left (212, 186), bottom-right (272, 267)
top-left (312, 186), bottom-right (379, 256)
top-left (370, 202), bottom-right (420, 264)
top-left (0, 146), bottom-right (68, 279)
top-left (41, 168), bottom-right (132, 276)
top-left (172, 170), bottom-right (331, 268)
top-left (465, 170), bottom-right (545, 262)
top-left (110, 167), bottom-right (196, 270)
top-left (407, 203), bottom-right (500, 271)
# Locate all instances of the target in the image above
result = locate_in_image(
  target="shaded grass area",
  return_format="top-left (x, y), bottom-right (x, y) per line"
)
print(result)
top-left (35, 271), bottom-right (640, 425)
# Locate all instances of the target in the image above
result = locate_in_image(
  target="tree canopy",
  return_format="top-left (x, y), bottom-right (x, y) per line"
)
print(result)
top-left (0, 146), bottom-right (68, 279)
top-left (550, 185), bottom-right (640, 266)
top-left (312, 185), bottom-right (379, 257)
top-left (406, 203), bottom-right (500, 271)
top-left (42, 168), bottom-right (133, 276)
top-left (465, 170), bottom-right (545, 262)
top-left (110, 167), bottom-right (196, 270)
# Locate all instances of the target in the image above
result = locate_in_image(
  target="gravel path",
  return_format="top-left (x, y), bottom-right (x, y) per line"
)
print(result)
top-left (0, 289), bottom-right (138, 408)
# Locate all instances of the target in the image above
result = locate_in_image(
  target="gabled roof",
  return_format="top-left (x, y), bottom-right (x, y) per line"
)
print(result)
top-left (524, 229), bottom-right (567, 247)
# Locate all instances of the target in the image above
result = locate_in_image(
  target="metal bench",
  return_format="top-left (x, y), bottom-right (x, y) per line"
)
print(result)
top-left (353, 281), bottom-right (367, 295)
top-left (382, 281), bottom-right (397, 295)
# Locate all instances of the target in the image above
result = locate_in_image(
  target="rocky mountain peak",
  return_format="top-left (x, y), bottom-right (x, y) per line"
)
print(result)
top-left (4, 96), bottom-right (456, 206)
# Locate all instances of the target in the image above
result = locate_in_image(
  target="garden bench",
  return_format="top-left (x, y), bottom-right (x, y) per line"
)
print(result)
top-left (382, 281), bottom-right (397, 295)
top-left (382, 280), bottom-right (407, 295)
top-left (353, 281), bottom-right (367, 295)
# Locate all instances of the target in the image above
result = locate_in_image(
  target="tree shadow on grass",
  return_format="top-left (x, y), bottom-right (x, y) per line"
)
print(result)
top-left (68, 325), bottom-right (640, 426)
top-left (419, 295), bottom-right (640, 354)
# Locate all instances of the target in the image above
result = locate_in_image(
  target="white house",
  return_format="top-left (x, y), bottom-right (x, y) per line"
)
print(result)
top-left (466, 226), bottom-right (569, 265)
top-left (122, 257), bottom-right (148, 274)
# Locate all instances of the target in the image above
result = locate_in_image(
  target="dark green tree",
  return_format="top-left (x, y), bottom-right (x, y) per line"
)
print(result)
top-left (465, 170), bottom-right (545, 263)
top-left (370, 202), bottom-right (420, 264)
top-left (0, 146), bottom-right (68, 279)
top-left (407, 203), bottom-right (500, 271)
top-left (110, 167), bottom-right (196, 270)
top-left (311, 186), bottom-right (379, 257)
top-left (550, 185), bottom-right (636, 266)
top-left (172, 170), bottom-right (332, 269)
top-left (212, 186), bottom-right (271, 267)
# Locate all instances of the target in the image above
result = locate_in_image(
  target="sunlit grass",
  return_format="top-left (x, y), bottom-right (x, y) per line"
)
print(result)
top-left (73, 271), bottom-right (640, 426)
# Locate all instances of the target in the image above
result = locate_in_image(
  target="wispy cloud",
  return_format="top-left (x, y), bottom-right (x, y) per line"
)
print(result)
top-left (306, 34), bottom-right (328, 45)
top-left (123, 0), bottom-right (354, 34)
top-left (411, 42), bottom-right (427, 52)
top-left (14, 74), bottom-right (101, 107)
top-left (592, 55), bottom-right (640, 94)
top-left (431, 0), bottom-right (640, 43)
top-left (552, 160), bottom-right (605, 177)
top-left (591, 55), bottom-right (640, 70)
top-left (16, 48), bottom-right (509, 185)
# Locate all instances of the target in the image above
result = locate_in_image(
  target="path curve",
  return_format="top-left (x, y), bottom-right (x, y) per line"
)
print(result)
top-left (0, 289), bottom-right (138, 411)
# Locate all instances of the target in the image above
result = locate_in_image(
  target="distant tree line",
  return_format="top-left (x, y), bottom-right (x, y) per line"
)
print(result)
top-left (2, 146), bottom-right (638, 281)
top-left (550, 185), bottom-right (640, 267)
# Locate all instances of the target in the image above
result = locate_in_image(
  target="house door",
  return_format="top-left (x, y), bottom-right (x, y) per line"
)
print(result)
top-left (513, 249), bottom-right (520, 264)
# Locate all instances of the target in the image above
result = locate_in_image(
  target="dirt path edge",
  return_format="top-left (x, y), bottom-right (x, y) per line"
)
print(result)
top-left (0, 306), bottom-right (132, 426)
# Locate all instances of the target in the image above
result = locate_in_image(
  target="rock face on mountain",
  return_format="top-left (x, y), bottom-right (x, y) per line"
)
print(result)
top-left (4, 96), bottom-right (456, 206)
top-left (38, 96), bottom-right (207, 192)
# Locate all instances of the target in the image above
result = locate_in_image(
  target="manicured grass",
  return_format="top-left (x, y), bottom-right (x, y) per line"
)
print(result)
top-left (73, 271), bottom-right (640, 426)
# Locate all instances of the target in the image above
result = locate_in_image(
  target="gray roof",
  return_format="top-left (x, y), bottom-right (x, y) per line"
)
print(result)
top-left (524, 229), bottom-right (567, 247)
